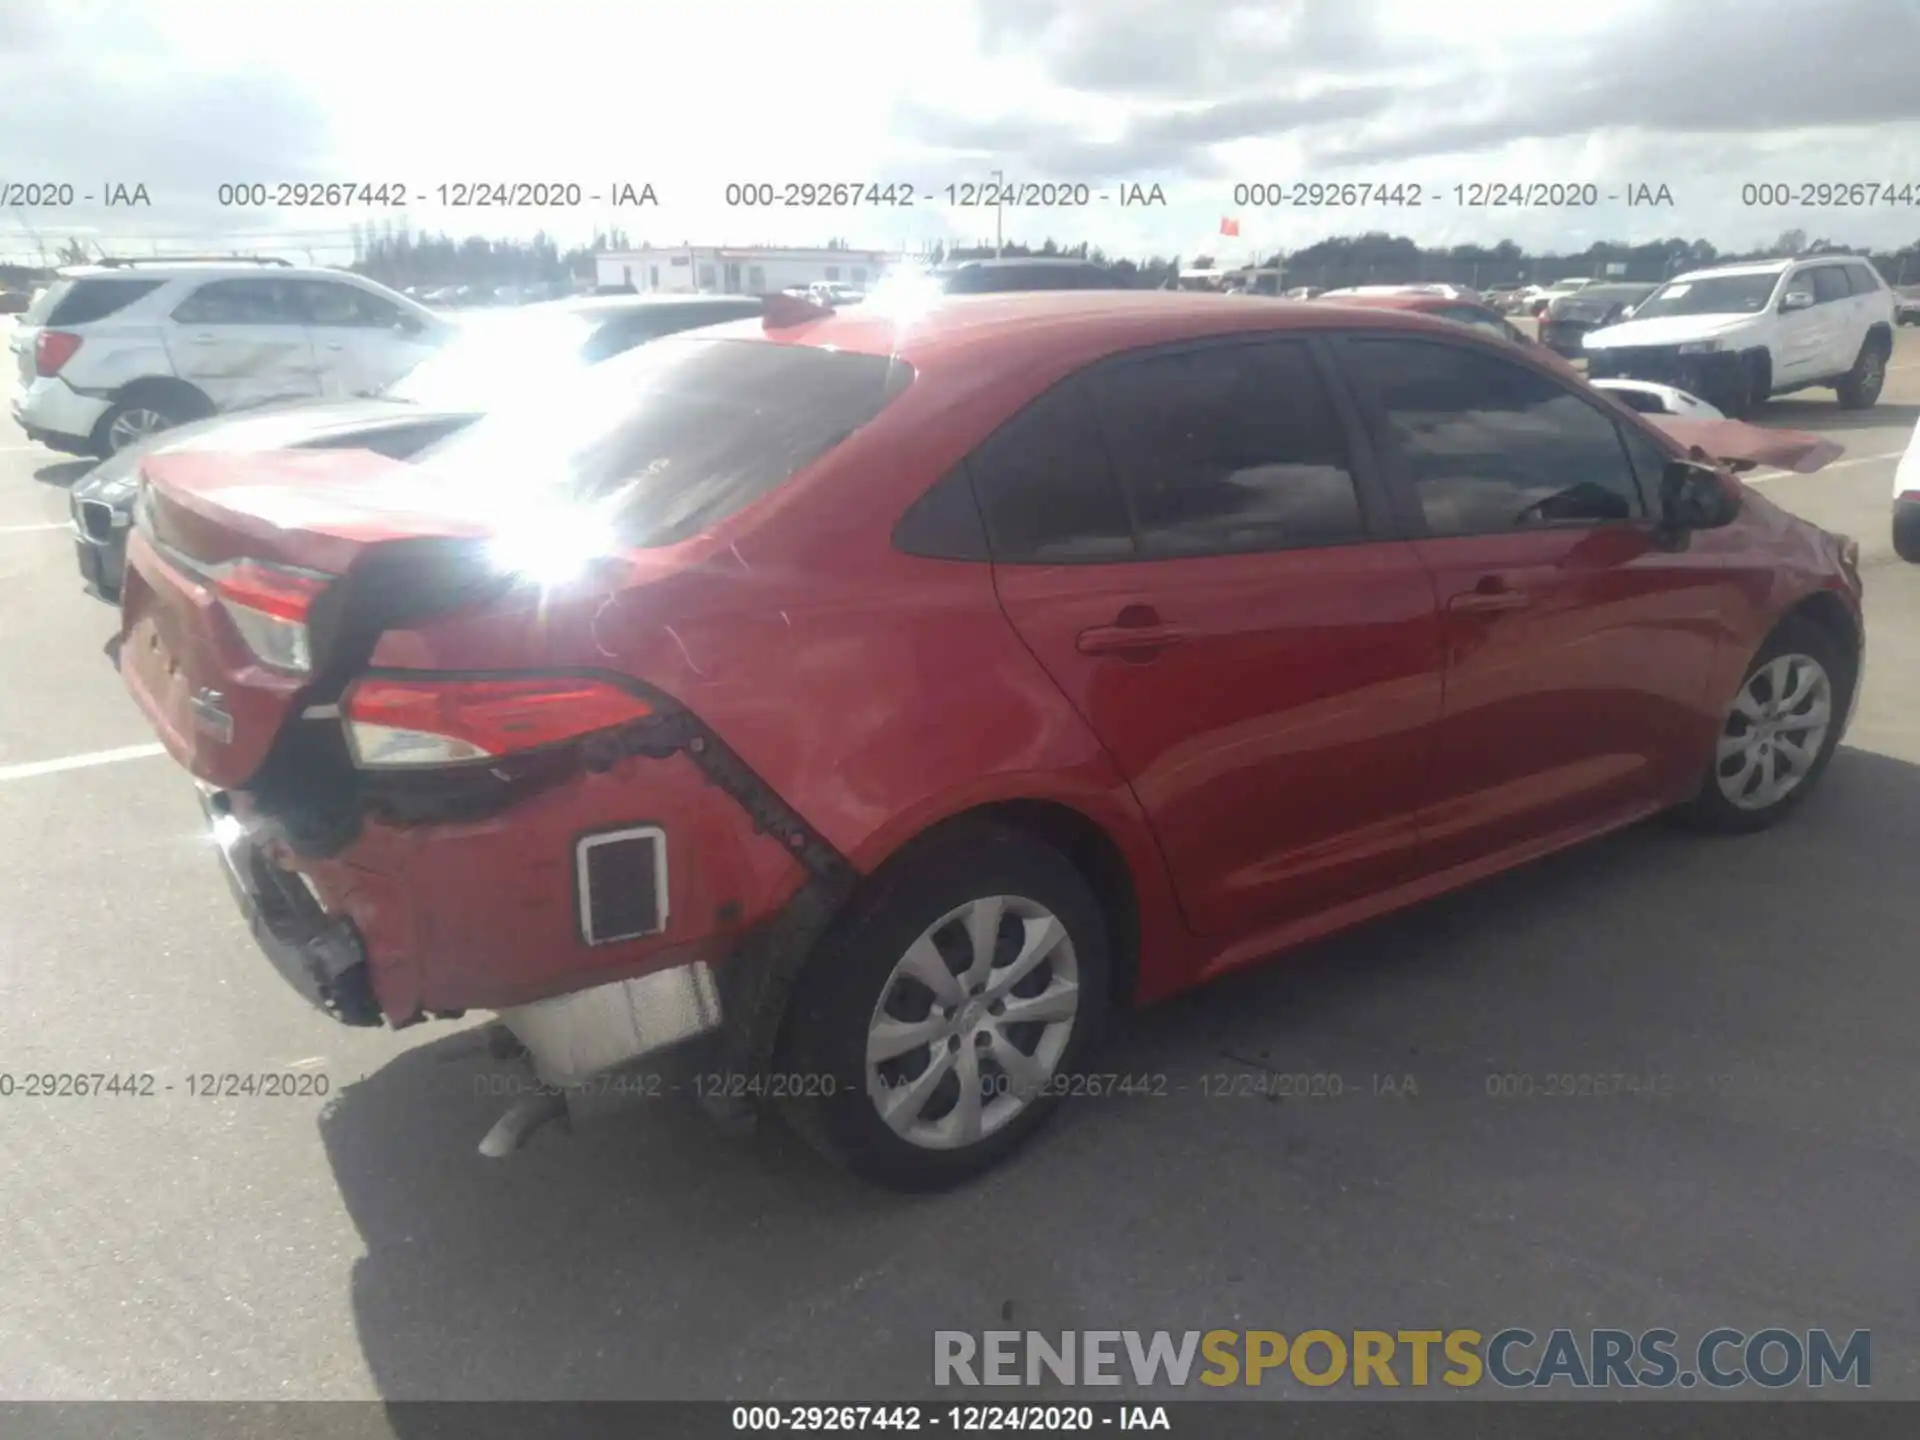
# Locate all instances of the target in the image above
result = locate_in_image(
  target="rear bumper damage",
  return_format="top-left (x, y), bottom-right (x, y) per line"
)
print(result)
top-left (189, 688), bottom-right (861, 1155)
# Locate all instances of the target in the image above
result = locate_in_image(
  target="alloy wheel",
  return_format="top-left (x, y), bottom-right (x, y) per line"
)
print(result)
top-left (106, 408), bottom-right (171, 452)
top-left (864, 894), bottom-right (1080, 1151)
top-left (1714, 653), bottom-right (1833, 811)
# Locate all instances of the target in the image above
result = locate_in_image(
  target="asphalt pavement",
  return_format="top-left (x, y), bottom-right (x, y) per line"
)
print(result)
top-left (2, 320), bottom-right (1918, 1402)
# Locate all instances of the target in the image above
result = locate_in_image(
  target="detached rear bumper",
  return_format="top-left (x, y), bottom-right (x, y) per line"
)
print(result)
top-left (199, 786), bottom-right (382, 1026)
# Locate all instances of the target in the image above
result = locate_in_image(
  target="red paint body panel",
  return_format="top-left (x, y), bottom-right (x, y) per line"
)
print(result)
top-left (115, 293), bottom-right (1865, 1029)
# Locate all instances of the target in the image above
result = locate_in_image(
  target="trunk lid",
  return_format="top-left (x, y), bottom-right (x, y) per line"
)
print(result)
top-left (119, 449), bottom-right (508, 788)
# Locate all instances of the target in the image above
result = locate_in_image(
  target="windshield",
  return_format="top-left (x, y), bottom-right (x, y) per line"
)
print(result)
top-left (384, 309), bottom-right (598, 408)
top-left (416, 336), bottom-right (912, 547)
top-left (1630, 273), bottom-right (1781, 320)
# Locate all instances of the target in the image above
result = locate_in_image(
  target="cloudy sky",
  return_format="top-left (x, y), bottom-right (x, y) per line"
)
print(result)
top-left (5, 0), bottom-right (1920, 266)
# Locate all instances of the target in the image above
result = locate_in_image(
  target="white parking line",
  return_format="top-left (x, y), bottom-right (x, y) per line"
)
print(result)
top-left (0, 444), bottom-right (52, 453)
top-left (0, 743), bottom-right (167, 784)
top-left (0, 521), bottom-right (70, 533)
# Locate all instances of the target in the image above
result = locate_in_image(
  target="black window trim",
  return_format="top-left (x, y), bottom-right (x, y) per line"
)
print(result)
top-left (953, 330), bottom-right (1404, 567)
top-left (1800, 265), bottom-right (1851, 307)
top-left (1327, 328), bottom-right (1658, 542)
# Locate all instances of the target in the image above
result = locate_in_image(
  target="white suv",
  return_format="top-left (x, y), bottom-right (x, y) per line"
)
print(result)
top-left (1583, 256), bottom-right (1895, 418)
top-left (9, 259), bottom-right (451, 457)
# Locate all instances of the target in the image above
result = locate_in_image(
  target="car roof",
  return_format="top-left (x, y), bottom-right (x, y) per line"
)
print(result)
top-left (688, 290), bottom-right (1521, 374)
top-left (54, 261), bottom-right (354, 281)
top-left (1570, 283), bottom-right (1656, 298)
top-left (1669, 259), bottom-right (1796, 282)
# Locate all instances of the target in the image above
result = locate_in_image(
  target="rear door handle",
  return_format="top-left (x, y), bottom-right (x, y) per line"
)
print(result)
top-left (1448, 580), bottom-right (1531, 614)
top-left (1077, 622), bottom-right (1187, 655)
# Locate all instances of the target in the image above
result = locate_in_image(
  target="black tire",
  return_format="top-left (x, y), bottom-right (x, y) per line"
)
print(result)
top-left (775, 822), bottom-right (1111, 1191)
top-left (1835, 334), bottom-right (1890, 410)
top-left (1675, 615), bottom-right (1852, 834)
top-left (1895, 502), bottom-right (1920, 564)
top-left (1717, 354), bottom-right (1768, 420)
top-left (87, 392), bottom-right (201, 459)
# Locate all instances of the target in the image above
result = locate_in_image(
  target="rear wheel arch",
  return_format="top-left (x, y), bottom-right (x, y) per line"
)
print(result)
top-left (111, 374), bottom-right (214, 416)
top-left (1863, 321), bottom-right (1894, 355)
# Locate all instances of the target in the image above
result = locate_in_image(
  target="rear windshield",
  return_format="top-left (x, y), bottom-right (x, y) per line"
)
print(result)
top-left (417, 337), bottom-right (912, 546)
top-left (941, 265), bottom-right (1114, 294)
top-left (29, 277), bottom-right (164, 326)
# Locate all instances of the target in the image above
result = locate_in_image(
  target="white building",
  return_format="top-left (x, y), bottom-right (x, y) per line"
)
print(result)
top-left (596, 246), bottom-right (898, 296)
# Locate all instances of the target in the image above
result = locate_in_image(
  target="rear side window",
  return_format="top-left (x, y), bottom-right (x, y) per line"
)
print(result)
top-left (293, 280), bottom-right (406, 328)
top-left (172, 278), bottom-right (305, 325)
top-left (38, 278), bottom-right (164, 326)
top-left (1086, 341), bottom-right (1366, 556)
top-left (966, 379), bottom-right (1135, 562)
top-left (1349, 337), bottom-right (1647, 535)
top-left (420, 337), bottom-right (910, 547)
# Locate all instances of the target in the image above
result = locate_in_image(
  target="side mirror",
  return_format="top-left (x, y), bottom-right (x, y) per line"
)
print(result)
top-left (1780, 290), bottom-right (1815, 312)
top-left (1657, 458), bottom-right (1741, 542)
top-left (1618, 305), bottom-right (1637, 320)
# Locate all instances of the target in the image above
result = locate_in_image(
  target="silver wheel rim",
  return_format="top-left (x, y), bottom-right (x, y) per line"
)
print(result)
top-left (1715, 653), bottom-right (1832, 811)
top-left (865, 894), bottom-right (1080, 1151)
top-left (1861, 351), bottom-right (1886, 393)
top-left (107, 408), bottom-right (170, 452)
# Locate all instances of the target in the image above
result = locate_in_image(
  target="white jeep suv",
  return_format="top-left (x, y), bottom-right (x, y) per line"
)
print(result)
top-left (1583, 255), bottom-right (1895, 419)
top-left (9, 259), bottom-right (451, 457)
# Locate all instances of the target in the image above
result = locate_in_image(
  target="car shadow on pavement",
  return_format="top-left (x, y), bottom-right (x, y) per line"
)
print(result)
top-left (321, 742), bottom-right (1920, 1404)
top-left (1758, 399), bottom-right (1920, 435)
top-left (32, 458), bottom-right (92, 488)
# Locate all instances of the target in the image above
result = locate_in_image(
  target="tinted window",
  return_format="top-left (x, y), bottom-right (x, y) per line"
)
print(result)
top-left (1618, 422), bottom-right (1674, 496)
top-left (1352, 338), bottom-right (1646, 536)
top-left (419, 338), bottom-right (910, 547)
top-left (293, 281), bottom-right (406, 327)
top-left (1088, 342), bottom-right (1365, 556)
top-left (172, 278), bottom-right (304, 325)
top-left (894, 466), bottom-right (991, 561)
top-left (1808, 268), bottom-right (1851, 305)
top-left (41, 278), bottom-right (163, 325)
top-left (1843, 263), bottom-right (1884, 296)
top-left (967, 379), bottom-right (1134, 562)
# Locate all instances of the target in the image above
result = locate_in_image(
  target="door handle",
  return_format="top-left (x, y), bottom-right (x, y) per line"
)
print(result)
top-left (1076, 621), bottom-right (1188, 655)
top-left (1448, 578), bottom-right (1531, 614)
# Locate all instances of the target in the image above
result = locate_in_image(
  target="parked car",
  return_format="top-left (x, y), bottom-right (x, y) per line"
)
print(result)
top-left (933, 258), bottom-right (1129, 292)
top-left (0, 288), bottom-right (32, 315)
top-left (1583, 256), bottom-right (1896, 418)
top-left (1318, 289), bottom-right (1562, 360)
top-left (117, 292), bottom-right (1860, 1191)
top-left (1283, 286), bottom-right (1324, 300)
top-left (68, 294), bottom-right (763, 601)
top-left (1587, 377), bottom-right (1725, 419)
top-left (8, 259), bottom-right (453, 458)
top-left (809, 282), bottom-right (866, 307)
top-left (1538, 283), bottom-right (1658, 357)
top-left (1895, 418), bottom-right (1920, 562)
top-left (1526, 281), bottom-right (1594, 319)
top-left (1895, 291), bottom-right (1920, 326)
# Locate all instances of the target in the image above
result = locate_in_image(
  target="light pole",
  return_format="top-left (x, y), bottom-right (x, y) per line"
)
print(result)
top-left (991, 167), bottom-right (1004, 257)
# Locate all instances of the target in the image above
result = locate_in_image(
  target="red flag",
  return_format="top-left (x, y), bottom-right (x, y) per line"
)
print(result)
top-left (1220, 216), bottom-right (1240, 237)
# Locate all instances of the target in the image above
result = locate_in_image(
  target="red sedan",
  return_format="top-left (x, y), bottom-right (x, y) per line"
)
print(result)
top-left (118, 291), bottom-right (1864, 1190)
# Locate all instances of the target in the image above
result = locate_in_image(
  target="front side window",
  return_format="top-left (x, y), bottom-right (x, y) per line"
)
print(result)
top-left (295, 281), bottom-right (407, 327)
top-left (1843, 263), bottom-right (1884, 296)
top-left (1086, 341), bottom-right (1366, 556)
top-left (171, 278), bottom-right (304, 325)
top-left (1808, 267), bottom-right (1851, 305)
top-left (1348, 337), bottom-right (1647, 537)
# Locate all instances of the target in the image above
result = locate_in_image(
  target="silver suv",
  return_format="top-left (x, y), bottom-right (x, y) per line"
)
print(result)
top-left (9, 258), bottom-right (451, 457)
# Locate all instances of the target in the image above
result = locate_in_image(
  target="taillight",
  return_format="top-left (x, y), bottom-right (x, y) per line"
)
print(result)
top-left (341, 675), bottom-right (654, 769)
top-left (212, 560), bottom-right (330, 674)
top-left (36, 330), bottom-right (83, 377)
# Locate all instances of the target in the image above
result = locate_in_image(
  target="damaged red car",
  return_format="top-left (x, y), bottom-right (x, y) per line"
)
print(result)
top-left (118, 291), bottom-right (1864, 1190)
